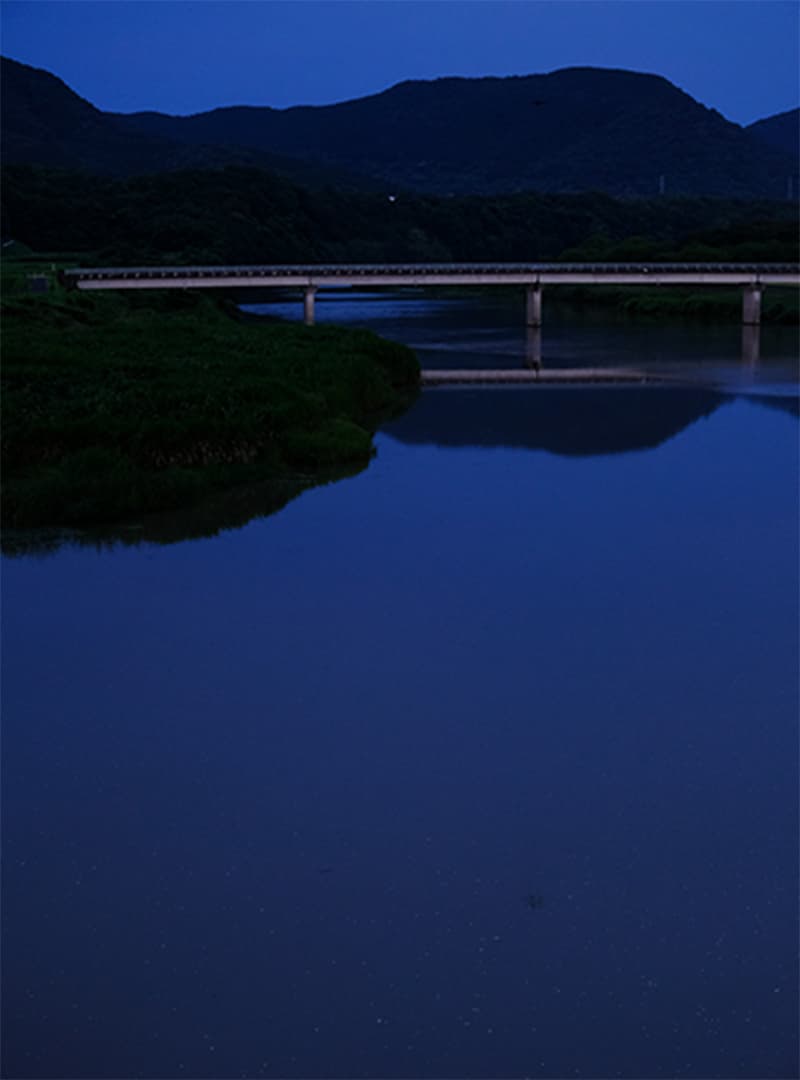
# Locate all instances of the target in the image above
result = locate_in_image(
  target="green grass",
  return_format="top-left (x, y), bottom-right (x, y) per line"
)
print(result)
top-left (1, 279), bottom-right (419, 531)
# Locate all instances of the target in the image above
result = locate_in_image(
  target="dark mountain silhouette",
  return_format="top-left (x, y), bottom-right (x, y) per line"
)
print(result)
top-left (382, 386), bottom-right (728, 456)
top-left (746, 108), bottom-right (800, 162)
top-left (111, 68), bottom-right (799, 200)
top-left (0, 57), bottom-right (380, 190)
top-left (2, 56), bottom-right (796, 199)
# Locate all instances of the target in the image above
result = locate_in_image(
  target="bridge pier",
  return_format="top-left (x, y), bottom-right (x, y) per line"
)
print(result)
top-left (525, 326), bottom-right (542, 370)
top-left (742, 285), bottom-right (762, 326)
top-left (741, 324), bottom-right (761, 367)
top-left (525, 285), bottom-right (542, 328)
top-left (303, 286), bottom-right (317, 326)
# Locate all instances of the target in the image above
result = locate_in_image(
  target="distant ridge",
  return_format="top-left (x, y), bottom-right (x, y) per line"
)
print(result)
top-left (1, 56), bottom-right (797, 199)
top-left (746, 108), bottom-right (800, 162)
top-left (0, 57), bottom-right (381, 190)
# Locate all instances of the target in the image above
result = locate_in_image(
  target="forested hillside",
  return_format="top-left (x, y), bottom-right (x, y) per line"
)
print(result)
top-left (2, 56), bottom-right (797, 199)
top-left (3, 164), bottom-right (797, 266)
top-left (117, 68), bottom-right (797, 199)
top-left (0, 57), bottom-right (379, 191)
top-left (746, 108), bottom-right (800, 161)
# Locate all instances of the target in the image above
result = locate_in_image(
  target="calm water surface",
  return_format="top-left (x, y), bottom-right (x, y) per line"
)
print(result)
top-left (2, 295), bottom-right (798, 1078)
top-left (248, 289), bottom-right (799, 387)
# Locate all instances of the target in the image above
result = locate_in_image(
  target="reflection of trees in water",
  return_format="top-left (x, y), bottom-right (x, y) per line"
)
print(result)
top-left (382, 386), bottom-right (731, 457)
top-left (0, 462), bottom-right (367, 557)
top-left (5, 388), bottom-right (796, 557)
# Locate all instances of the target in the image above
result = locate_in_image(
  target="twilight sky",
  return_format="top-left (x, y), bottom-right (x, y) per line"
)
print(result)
top-left (1, 0), bottom-right (798, 126)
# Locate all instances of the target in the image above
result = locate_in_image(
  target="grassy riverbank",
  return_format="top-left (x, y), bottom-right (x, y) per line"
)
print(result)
top-left (2, 277), bottom-right (419, 531)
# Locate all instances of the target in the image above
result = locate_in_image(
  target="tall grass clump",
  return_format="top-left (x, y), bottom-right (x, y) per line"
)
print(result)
top-left (2, 283), bottom-right (419, 529)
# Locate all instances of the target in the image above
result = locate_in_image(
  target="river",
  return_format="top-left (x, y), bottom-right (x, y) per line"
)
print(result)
top-left (2, 293), bottom-right (798, 1078)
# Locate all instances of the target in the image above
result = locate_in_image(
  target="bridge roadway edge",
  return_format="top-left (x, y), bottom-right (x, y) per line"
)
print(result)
top-left (63, 263), bottom-right (800, 291)
top-left (61, 263), bottom-right (800, 332)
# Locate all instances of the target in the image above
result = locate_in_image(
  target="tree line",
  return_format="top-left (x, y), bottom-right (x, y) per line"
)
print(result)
top-left (2, 164), bottom-right (797, 267)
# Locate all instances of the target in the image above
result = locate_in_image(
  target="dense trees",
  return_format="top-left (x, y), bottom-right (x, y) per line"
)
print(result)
top-left (2, 164), bottom-right (797, 267)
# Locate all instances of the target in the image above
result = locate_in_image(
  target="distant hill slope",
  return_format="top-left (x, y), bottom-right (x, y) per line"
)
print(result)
top-left (116, 67), bottom-right (798, 199)
top-left (2, 56), bottom-right (797, 199)
top-left (746, 108), bottom-right (800, 161)
top-left (0, 57), bottom-right (381, 190)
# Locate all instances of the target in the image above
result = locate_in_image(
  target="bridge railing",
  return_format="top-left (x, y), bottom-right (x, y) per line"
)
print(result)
top-left (59, 262), bottom-right (800, 327)
top-left (62, 261), bottom-right (800, 282)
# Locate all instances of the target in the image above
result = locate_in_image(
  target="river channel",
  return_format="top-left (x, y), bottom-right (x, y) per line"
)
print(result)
top-left (2, 293), bottom-right (798, 1078)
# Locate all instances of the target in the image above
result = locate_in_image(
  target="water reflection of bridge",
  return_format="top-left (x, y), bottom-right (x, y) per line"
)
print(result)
top-left (423, 321), bottom-right (766, 383)
top-left (63, 262), bottom-right (795, 382)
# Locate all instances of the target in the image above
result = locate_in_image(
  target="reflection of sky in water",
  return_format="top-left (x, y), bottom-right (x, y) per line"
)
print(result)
top-left (3, 392), bottom-right (798, 1080)
top-left (244, 290), bottom-right (800, 390)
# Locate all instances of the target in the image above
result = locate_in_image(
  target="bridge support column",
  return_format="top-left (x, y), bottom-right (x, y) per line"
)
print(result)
top-left (303, 286), bottom-right (317, 326)
top-left (741, 324), bottom-right (761, 367)
top-left (525, 285), bottom-right (542, 328)
top-left (742, 285), bottom-right (762, 326)
top-left (525, 326), bottom-right (542, 370)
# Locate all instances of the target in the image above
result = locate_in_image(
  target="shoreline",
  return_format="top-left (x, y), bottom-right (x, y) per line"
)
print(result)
top-left (1, 287), bottom-right (419, 534)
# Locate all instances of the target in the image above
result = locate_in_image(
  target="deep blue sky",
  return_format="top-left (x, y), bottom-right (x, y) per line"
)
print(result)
top-left (1, 1), bottom-right (798, 126)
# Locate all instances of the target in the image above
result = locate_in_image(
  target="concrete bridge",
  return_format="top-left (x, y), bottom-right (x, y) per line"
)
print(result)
top-left (62, 262), bottom-right (799, 328)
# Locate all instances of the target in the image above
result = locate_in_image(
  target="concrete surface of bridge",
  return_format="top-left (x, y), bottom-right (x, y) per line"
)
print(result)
top-left (62, 262), bottom-right (800, 328)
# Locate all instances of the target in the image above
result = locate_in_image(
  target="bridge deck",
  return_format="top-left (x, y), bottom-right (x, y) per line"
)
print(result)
top-left (63, 262), bottom-right (800, 289)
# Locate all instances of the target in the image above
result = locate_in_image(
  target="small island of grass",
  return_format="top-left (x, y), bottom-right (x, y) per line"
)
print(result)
top-left (1, 278), bottom-right (419, 535)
